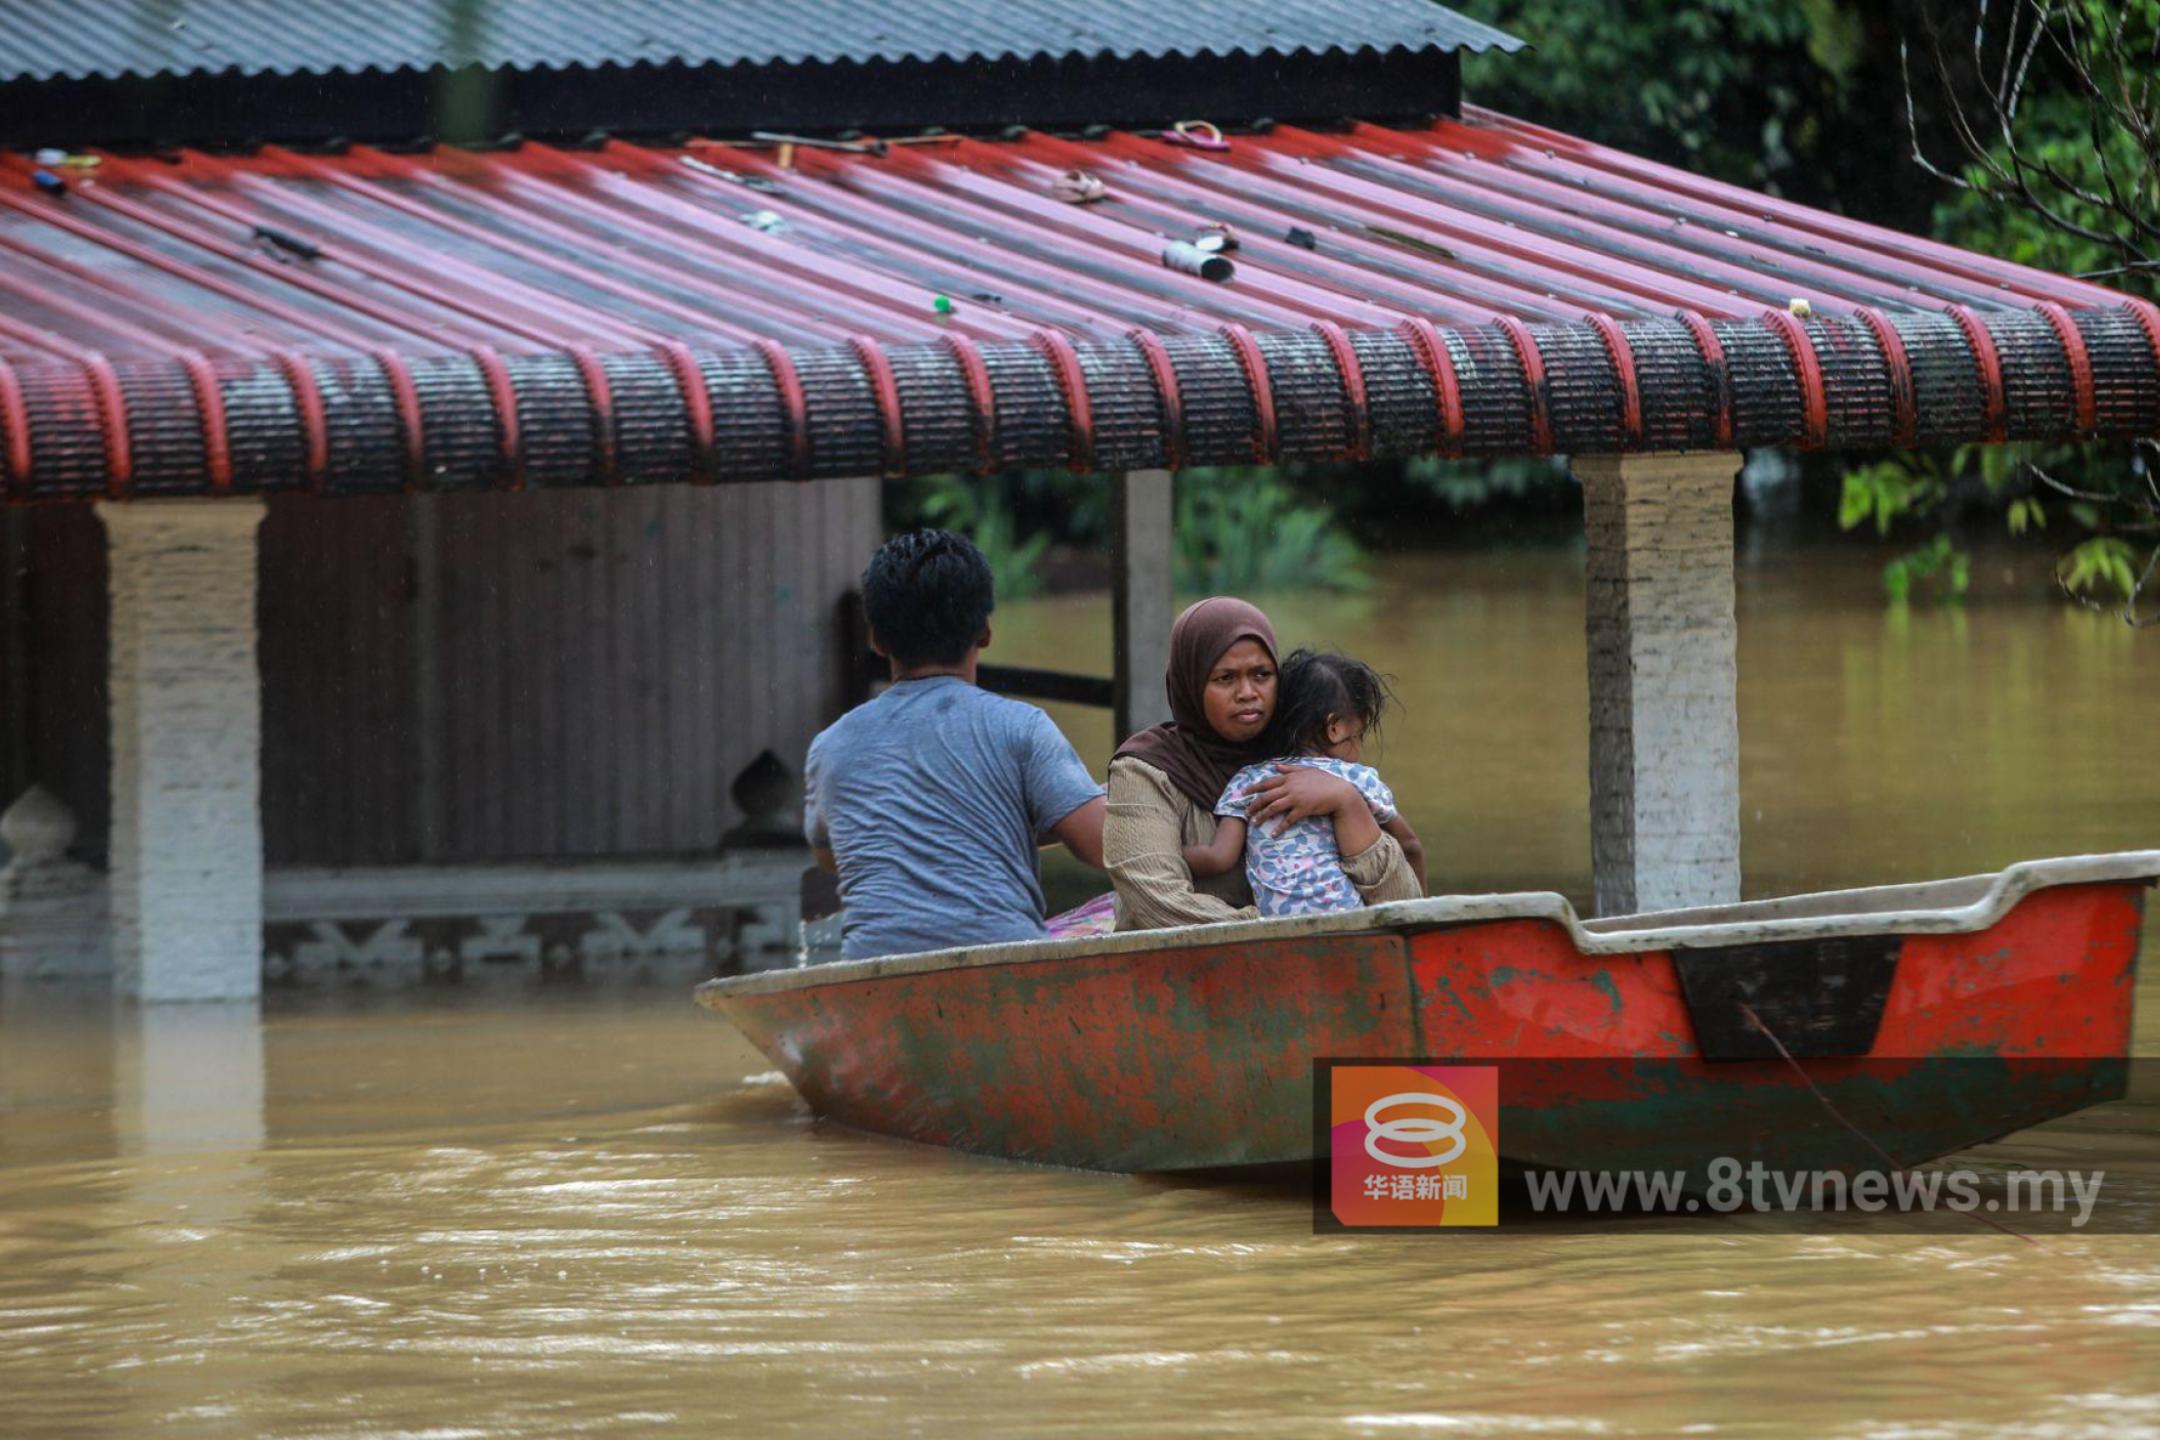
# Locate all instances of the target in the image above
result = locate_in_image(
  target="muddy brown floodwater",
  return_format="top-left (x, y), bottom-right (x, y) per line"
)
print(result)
top-left (4, 540), bottom-right (2158, 1438)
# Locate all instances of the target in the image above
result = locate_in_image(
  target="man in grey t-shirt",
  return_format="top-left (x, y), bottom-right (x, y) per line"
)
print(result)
top-left (806, 530), bottom-right (1106, 961)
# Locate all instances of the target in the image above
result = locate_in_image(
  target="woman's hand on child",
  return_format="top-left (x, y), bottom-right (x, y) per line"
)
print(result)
top-left (1245, 764), bottom-right (1360, 835)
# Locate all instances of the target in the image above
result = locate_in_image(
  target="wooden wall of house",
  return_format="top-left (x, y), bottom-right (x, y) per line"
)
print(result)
top-left (0, 482), bottom-right (882, 867)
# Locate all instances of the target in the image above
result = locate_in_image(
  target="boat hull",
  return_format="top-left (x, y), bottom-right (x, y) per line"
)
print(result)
top-left (700, 858), bottom-right (2153, 1173)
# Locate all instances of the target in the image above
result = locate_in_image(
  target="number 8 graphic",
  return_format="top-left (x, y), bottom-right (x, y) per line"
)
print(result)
top-left (1363, 1092), bottom-right (1468, 1169)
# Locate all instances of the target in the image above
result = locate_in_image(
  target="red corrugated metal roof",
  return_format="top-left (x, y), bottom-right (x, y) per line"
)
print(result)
top-left (0, 109), bottom-right (2135, 359)
top-left (1, 109), bottom-right (2156, 501)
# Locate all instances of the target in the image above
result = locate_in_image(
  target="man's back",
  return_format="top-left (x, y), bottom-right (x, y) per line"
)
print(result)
top-left (805, 678), bottom-right (1102, 961)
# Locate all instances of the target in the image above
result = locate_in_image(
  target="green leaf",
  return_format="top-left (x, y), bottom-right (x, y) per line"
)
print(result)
top-left (902, 474), bottom-right (1051, 600)
top-left (2059, 537), bottom-right (2141, 600)
top-left (1173, 473), bottom-right (1368, 594)
top-left (1837, 472), bottom-right (1874, 531)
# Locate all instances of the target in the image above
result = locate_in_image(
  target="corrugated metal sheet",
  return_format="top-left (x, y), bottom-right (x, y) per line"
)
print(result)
top-left (257, 494), bottom-right (416, 864)
top-left (0, 0), bottom-right (1522, 82)
top-left (421, 482), bottom-right (876, 863)
top-left (12, 485), bottom-right (880, 866)
top-left (0, 109), bottom-right (2118, 372)
top-left (0, 108), bottom-right (2153, 501)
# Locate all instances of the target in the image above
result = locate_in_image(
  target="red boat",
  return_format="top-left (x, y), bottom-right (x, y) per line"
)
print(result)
top-left (695, 853), bottom-right (2157, 1174)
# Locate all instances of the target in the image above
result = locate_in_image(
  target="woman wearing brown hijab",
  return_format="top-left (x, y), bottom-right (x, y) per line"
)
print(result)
top-left (1104, 597), bottom-right (1421, 930)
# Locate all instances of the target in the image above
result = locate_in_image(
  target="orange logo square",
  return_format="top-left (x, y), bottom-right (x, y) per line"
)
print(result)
top-left (1328, 1064), bottom-right (1499, 1227)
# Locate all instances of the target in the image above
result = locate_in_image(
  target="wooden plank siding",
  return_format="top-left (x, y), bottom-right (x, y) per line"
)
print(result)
top-left (259, 494), bottom-right (416, 867)
top-left (2, 483), bottom-right (881, 867)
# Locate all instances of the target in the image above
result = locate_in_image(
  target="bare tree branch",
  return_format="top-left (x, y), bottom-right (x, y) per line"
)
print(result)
top-left (1906, 2), bottom-right (2160, 622)
top-left (2002, 0), bottom-right (2048, 119)
top-left (2127, 543), bottom-right (2160, 626)
top-left (2075, 260), bottom-right (2160, 279)
top-left (1908, 2), bottom-right (2160, 258)
top-left (2028, 461), bottom-right (2159, 517)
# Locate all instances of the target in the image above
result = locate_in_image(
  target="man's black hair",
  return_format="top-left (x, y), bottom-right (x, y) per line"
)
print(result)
top-left (861, 528), bottom-right (996, 668)
top-left (1269, 648), bottom-right (1394, 754)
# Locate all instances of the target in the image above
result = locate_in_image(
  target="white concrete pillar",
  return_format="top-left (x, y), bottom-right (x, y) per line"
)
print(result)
top-left (1576, 452), bottom-right (1742, 917)
top-left (98, 500), bottom-right (266, 1001)
top-left (1112, 469), bottom-right (1175, 742)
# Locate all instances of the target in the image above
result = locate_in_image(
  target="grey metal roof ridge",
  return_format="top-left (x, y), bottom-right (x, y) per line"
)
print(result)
top-left (0, 2), bottom-right (1527, 86)
top-left (3, 38), bottom-right (1525, 86)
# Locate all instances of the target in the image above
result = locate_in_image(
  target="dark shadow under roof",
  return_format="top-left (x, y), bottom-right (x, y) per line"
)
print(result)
top-left (0, 0), bottom-right (1523, 82)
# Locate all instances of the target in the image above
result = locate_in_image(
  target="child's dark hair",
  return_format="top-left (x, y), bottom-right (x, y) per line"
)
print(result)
top-left (861, 528), bottom-right (995, 667)
top-left (1270, 648), bottom-right (1393, 755)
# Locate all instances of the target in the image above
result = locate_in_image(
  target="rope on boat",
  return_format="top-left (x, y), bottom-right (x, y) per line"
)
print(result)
top-left (1736, 1001), bottom-right (2042, 1248)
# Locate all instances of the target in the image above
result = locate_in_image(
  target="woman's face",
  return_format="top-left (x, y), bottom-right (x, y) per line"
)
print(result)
top-left (1201, 639), bottom-right (1277, 743)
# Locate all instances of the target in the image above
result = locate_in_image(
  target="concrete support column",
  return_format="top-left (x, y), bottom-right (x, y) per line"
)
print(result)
top-left (98, 500), bottom-right (266, 1001)
top-left (1112, 469), bottom-right (1175, 742)
top-left (1576, 452), bottom-right (1742, 917)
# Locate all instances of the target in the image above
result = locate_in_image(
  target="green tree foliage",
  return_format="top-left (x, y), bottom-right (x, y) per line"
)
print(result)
top-left (1843, 0), bottom-right (2160, 619)
top-left (1461, 0), bottom-right (2156, 621)
top-left (1913, 0), bottom-right (2159, 284)
top-left (1452, 0), bottom-right (1891, 211)
top-left (1402, 455), bottom-right (1572, 511)
top-left (912, 475), bottom-right (1055, 601)
top-left (888, 470), bottom-right (1370, 596)
top-left (1173, 471), bottom-right (1371, 595)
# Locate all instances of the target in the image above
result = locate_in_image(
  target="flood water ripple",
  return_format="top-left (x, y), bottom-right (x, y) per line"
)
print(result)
top-left (4, 543), bottom-right (2158, 1436)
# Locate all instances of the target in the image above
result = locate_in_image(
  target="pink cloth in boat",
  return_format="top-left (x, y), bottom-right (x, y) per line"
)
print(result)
top-left (1046, 892), bottom-right (1119, 939)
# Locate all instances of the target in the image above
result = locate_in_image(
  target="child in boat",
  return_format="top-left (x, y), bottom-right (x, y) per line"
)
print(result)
top-left (1181, 649), bottom-right (1426, 917)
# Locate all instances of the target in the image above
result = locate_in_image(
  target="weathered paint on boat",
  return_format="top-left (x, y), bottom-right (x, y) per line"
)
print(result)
top-left (696, 854), bottom-right (2157, 1173)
